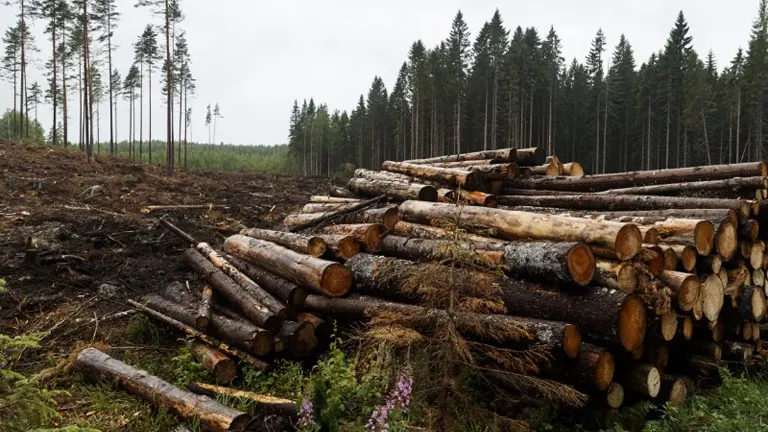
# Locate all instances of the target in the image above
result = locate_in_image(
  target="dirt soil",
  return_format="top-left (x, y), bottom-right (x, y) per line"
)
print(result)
top-left (0, 140), bottom-right (330, 427)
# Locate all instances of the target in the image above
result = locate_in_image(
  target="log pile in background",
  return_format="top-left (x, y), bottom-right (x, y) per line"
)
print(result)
top-left (99, 146), bottom-right (768, 428)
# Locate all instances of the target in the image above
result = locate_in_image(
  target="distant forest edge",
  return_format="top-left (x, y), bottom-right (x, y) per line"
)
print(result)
top-left (288, 2), bottom-right (768, 176)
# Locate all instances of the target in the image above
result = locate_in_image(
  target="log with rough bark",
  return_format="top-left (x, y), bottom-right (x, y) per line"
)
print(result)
top-left (187, 382), bottom-right (298, 417)
top-left (378, 235), bottom-right (504, 266)
top-left (595, 261), bottom-right (638, 293)
top-left (278, 320), bottom-right (317, 356)
top-left (392, 221), bottom-right (504, 244)
top-left (444, 189), bottom-right (498, 207)
top-left (188, 341), bottom-right (237, 384)
top-left (142, 294), bottom-right (274, 356)
top-left (622, 364), bottom-right (661, 398)
top-left (182, 248), bottom-right (283, 331)
top-left (196, 242), bottom-right (288, 318)
top-left (504, 162), bottom-right (767, 192)
top-left (347, 178), bottom-right (437, 202)
top-left (497, 194), bottom-right (751, 215)
top-left (224, 236), bottom-right (351, 297)
top-left (741, 219), bottom-right (760, 241)
top-left (319, 223), bottom-right (386, 252)
top-left (329, 186), bottom-right (357, 198)
top-left (197, 285), bottom-right (213, 329)
top-left (731, 285), bottom-right (766, 322)
top-left (700, 274), bottom-right (725, 322)
top-left (143, 204), bottom-right (226, 213)
top-left (403, 148), bottom-right (517, 165)
top-left (515, 147), bottom-right (547, 166)
top-left (601, 176), bottom-right (768, 196)
top-left (301, 294), bottom-right (582, 357)
top-left (652, 375), bottom-right (687, 407)
top-left (658, 271), bottom-right (700, 312)
top-left (225, 255), bottom-right (309, 309)
top-left (501, 241), bottom-right (596, 286)
top-left (530, 161), bottom-right (562, 177)
top-left (318, 234), bottom-right (361, 260)
top-left (126, 299), bottom-right (270, 369)
top-left (381, 161), bottom-right (484, 189)
top-left (297, 312), bottom-right (332, 347)
top-left (469, 163), bottom-right (518, 180)
top-left (723, 341), bottom-right (755, 362)
top-left (310, 195), bottom-right (361, 204)
top-left (575, 343), bottom-right (615, 391)
top-left (75, 348), bottom-right (251, 432)
top-left (159, 218), bottom-right (198, 245)
top-left (398, 201), bottom-right (643, 261)
top-left (286, 194), bottom-right (387, 232)
top-left (602, 209), bottom-right (741, 227)
top-left (431, 159), bottom-right (498, 168)
top-left (239, 228), bottom-right (327, 258)
top-left (284, 207), bottom-right (399, 231)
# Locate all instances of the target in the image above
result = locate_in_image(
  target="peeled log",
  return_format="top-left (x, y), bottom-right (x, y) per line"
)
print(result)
top-left (182, 248), bottom-right (282, 331)
top-left (329, 186), bottom-right (357, 198)
top-left (302, 202), bottom-right (358, 214)
top-left (497, 194), bottom-right (750, 215)
top-left (716, 220), bottom-right (738, 261)
top-left (515, 147), bottom-right (547, 166)
top-left (503, 162), bottom-right (767, 192)
top-left (320, 223), bottom-right (386, 252)
top-left (449, 189), bottom-right (498, 207)
top-left (623, 364), bottom-right (661, 398)
top-left (378, 235), bottom-right (503, 266)
top-left (392, 221), bottom-right (505, 244)
top-left (223, 235), bottom-right (351, 297)
top-left (659, 271), bottom-right (701, 312)
top-left (602, 176), bottom-right (768, 196)
top-left (284, 207), bottom-right (399, 231)
top-left (347, 177), bottom-right (438, 202)
top-left (751, 240), bottom-right (765, 270)
top-left (189, 341), bottom-right (237, 384)
top-left (225, 255), bottom-right (309, 309)
top-left (530, 162), bottom-right (561, 177)
top-left (562, 162), bottom-right (585, 177)
top-left (403, 148), bottom-right (517, 165)
top-left (75, 348), bottom-right (251, 432)
top-left (239, 228), bottom-right (326, 258)
top-left (381, 161), bottom-right (484, 189)
top-left (318, 235), bottom-right (360, 260)
top-left (399, 201), bottom-right (643, 261)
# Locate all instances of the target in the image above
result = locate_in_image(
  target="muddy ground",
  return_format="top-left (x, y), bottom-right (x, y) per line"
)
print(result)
top-left (0, 140), bottom-right (330, 428)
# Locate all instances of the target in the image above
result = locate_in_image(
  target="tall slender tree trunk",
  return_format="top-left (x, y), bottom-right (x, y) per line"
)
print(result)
top-left (165, 0), bottom-right (173, 175)
top-left (737, 87), bottom-right (742, 162)
top-left (139, 62), bottom-right (144, 161)
top-left (603, 80), bottom-right (609, 173)
top-left (107, 13), bottom-right (114, 153)
top-left (184, 86), bottom-right (188, 170)
top-left (529, 84), bottom-right (534, 147)
top-left (51, 12), bottom-right (58, 146)
top-left (665, 89), bottom-right (671, 169)
top-left (595, 96), bottom-right (600, 174)
top-left (83, 0), bottom-right (92, 161)
top-left (729, 106), bottom-right (733, 164)
top-left (148, 63), bottom-right (153, 164)
top-left (178, 72), bottom-right (183, 168)
top-left (491, 69), bottom-right (498, 149)
top-left (647, 97), bottom-right (651, 170)
top-left (483, 81), bottom-right (488, 150)
top-left (547, 86), bottom-right (553, 155)
top-left (129, 90), bottom-right (133, 159)
top-left (19, 0), bottom-right (26, 141)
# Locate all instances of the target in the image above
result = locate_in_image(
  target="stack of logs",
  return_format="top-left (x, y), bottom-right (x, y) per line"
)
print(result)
top-left (75, 146), bottom-right (768, 430)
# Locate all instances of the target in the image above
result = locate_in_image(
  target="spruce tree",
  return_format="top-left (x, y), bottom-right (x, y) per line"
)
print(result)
top-left (447, 10), bottom-right (470, 154)
top-left (745, 0), bottom-right (768, 161)
top-left (586, 29), bottom-right (606, 173)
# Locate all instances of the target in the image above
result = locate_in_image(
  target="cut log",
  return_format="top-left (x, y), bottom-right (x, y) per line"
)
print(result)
top-left (530, 161), bottom-right (561, 177)
top-left (753, 268), bottom-right (765, 287)
top-left (545, 156), bottom-right (565, 174)
top-left (562, 162), bottom-right (585, 177)
top-left (197, 285), bottom-right (213, 329)
top-left (660, 244), bottom-right (697, 272)
top-left (753, 323), bottom-right (761, 342)
top-left (716, 220), bottom-right (738, 261)
top-left (575, 343), bottom-right (616, 391)
top-left (451, 189), bottom-right (498, 207)
top-left (188, 341), bottom-right (237, 384)
top-left (701, 274), bottom-right (725, 322)
top-left (309, 196), bottom-right (361, 204)
top-left (329, 186), bottom-right (357, 198)
top-left (658, 271), bottom-right (701, 312)
top-left (606, 382), bottom-right (625, 409)
top-left (431, 159), bottom-right (498, 168)
top-left (681, 340), bottom-right (723, 360)
top-left (318, 234), bottom-right (360, 260)
top-left (734, 285), bottom-right (766, 322)
top-left (638, 247), bottom-right (665, 276)
top-left (378, 235), bottom-right (503, 266)
top-left (645, 343), bottom-right (670, 370)
top-left (497, 194), bottom-right (750, 215)
top-left (223, 235), bottom-right (352, 297)
top-left (196, 242), bottom-right (288, 318)
top-left (239, 228), bottom-right (327, 258)
top-left (602, 176), bottom-right (768, 196)
top-left (302, 202), bottom-right (356, 213)
top-left (597, 209), bottom-right (740, 226)
top-left (741, 219), bottom-right (760, 241)
top-left (285, 194), bottom-right (387, 232)
top-left (278, 320), bottom-right (317, 356)
top-left (297, 312), bottom-right (332, 347)
top-left (182, 248), bottom-right (282, 331)
top-left (381, 161), bottom-right (484, 189)
top-left (662, 247), bottom-right (679, 271)
top-left (403, 148), bottom-right (517, 165)
top-left (284, 207), bottom-right (398, 231)
top-left (623, 364), bottom-right (661, 398)
top-left (142, 294), bottom-right (274, 356)
top-left (320, 223), bottom-right (386, 252)
top-left (187, 382), bottom-right (297, 417)
top-left (126, 299), bottom-right (269, 370)
top-left (647, 311), bottom-right (678, 342)
top-left (392, 221), bottom-right (504, 244)
top-left (678, 315), bottom-right (694, 340)
top-left (515, 147), bottom-right (547, 166)
top-left (700, 255), bottom-right (723, 274)
top-left (595, 260), bottom-right (638, 293)
top-left (75, 348), bottom-right (251, 432)
top-left (725, 268), bottom-right (750, 299)
top-left (347, 178), bottom-right (438, 202)
top-left (501, 241), bottom-right (596, 286)
top-left (399, 201), bottom-right (643, 261)
top-left (504, 162), bottom-right (767, 192)
top-left (159, 218), bottom-right (197, 245)
top-left (723, 341), bottom-right (754, 362)
top-left (468, 163), bottom-right (518, 180)
top-left (225, 255), bottom-right (309, 309)
top-left (653, 375), bottom-right (687, 407)
top-left (751, 240), bottom-right (765, 269)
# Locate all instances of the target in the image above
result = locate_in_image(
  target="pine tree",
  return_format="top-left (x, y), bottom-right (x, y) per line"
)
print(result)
top-left (30, 0), bottom-right (66, 146)
top-left (136, 24), bottom-right (160, 163)
top-left (93, 0), bottom-right (119, 153)
top-left (205, 103), bottom-right (211, 145)
top-left (212, 103), bottom-right (222, 144)
top-left (27, 81), bottom-right (42, 126)
top-left (1, 23), bottom-right (22, 139)
top-left (110, 69), bottom-right (121, 147)
top-left (123, 64), bottom-right (140, 158)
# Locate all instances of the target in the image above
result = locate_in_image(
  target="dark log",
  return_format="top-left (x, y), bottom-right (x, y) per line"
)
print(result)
top-left (319, 223), bottom-right (386, 252)
top-left (76, 348), bottom-right (251, 432)
top-left (285, 194), bottom-right (387, 232)
top-left (645, 343), bottom-right (670, 370)
top-left (381, 161), bottom-right (484, 189)
top-left (601, 176), bottom-right (768, 196)
top-left (318, 234), bottom-right (361, 260)
top-left (622, 364), bottom-right (661, 398)
top-left (496, 194), bottom-right (750, 215)
top-left (468, 163), bottom-right (518, 180)
top-left (515, 147), bottom-right (547, 166)
top-left (239, 228), bottom-right (327, 257)
top-left (187, 382), bottom-right (297, 418)
top-left (647, 310), bottom-right (678, 342)
top-left (700, 255), bottom-right (723, 274)
top-left (188, 341), bottom-right (237, 384)
top-left (378, 235), bottom-right (504, 266)
top-left (197, 285), bottom-right (213, 329)
top-left (732, 285), bottom-right (766, 322)
top-left (402, 148), bottom-right (517, 165)
top-left (680, 340), bottom-right (723, 360)
top-left (347, 178), bottom-right (437, 202)
top-left (278, 320), bottom-right (317, 356)
top-left (392, 221), bottom-right (505, 243)
top-left (182, 248), bottom-right (282, 331)
top-left (660, 244), bottom-right (697, 272)
top-left (223, 235), bottom-right (352, 297)
top-left (501, 241), bottom-right (596, 286)
top-left (329, 186), bottom-right (357, 198)
top-left (652, 374), bottom-right (687, 407)
top-left (142, 294), bottom-right (274, 356)
top-left (723, 341), bottom-right (754, 362)
top-left (503, 162), bottom-right (767, 192)
top-left (159, 218), bottom-right (197, 245)
top-left (224, 254), bottom-right (309, 309)
top-left (297, 312), bottom-right (332, 347)
top-left (399, 201), bottom-right (643, 261)
top-left (574, 343), bottom-right (615, 391)
top-left (126, 299), bottom-right (270, 369)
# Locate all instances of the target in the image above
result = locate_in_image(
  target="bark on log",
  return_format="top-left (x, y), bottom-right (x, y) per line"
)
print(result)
top-left (347, 178), bottom-right (437, 202)
top-left (381, 161), bottom-right (484, 189)
top-left (501, 241), bottom-right (596, 286)
top-left (431, 159), bottom-right (498, 168)
top-left (297, 312), bottom-right (332, 347)
top-left (530, 162), bottom-right (561, 177)
top-left (239, 228), bottom-right (327, 258)
top-left (142, 294), bottom-right (274, 356)
top-left (468, 163), bottom-right (518, 180)
top-left (733, 285), bottom-right (766, 322)
top-left (329, 186), bottom-right (357, 198)
top-left (392, 221), bottom-right (505, 244)
top-left (496, 194), bottom-right (750, 215)
top-left (575, 343), bottom-right (615, 391)
top-left (399, 201), bottom-right (643, 261)
top-left (188, 341), bottom-right (237, 384)
top-left (225, 254), bottom-right (309, 309)
top-left (647, 311), bottom-right (678, 342)
top-left (700, 255), bottom-right (723, 274)
top-left (653, 375), bottom-right (687, 407)
top-left (126, 299), bottom-right (270, 369)
top-left (223, 235), bottom-right (352, 297)
top-left (318, 234), bottom-right (361, 260)
top-left (196, 242), bottom-right (288, 318)
top-left (448, 189), bottom-right (498, 207)
top-left (601, 176), bottom-right (768, 196)
top-left (515, 147), bottom-right (547, 166)
top-left (503, 162), bottom-right (767, 192)
top-left (286, 194), bottom-right (387, 232)
top-left (680, 340), bottom-right (723, 360)
top-left (378, 235), bottom-right (504, 266)
top-left (659, 270), bottom-right (701, 312)
top-left (159, 218), bottom-right (197, 245)
top-left (278, 320), bottom-right (317, 356)
top-left (284, 207), bottom-right (399, 231)
top-left (660, 244), bottom-right (697, 272)
top-left (595, 260), bottom-right (638, 293)
top-left (75, 348), bottom-right (251, 432)
top-left (319, 223), bottom-right (386, 252)
top-left (623, 364), bottom-right (661, 398)
top-left (723, 341), bottom-right (755, 362)
top-left (187, 382), bottom-right (297, 417)
top-left (403, 148), bottom-right (517, 165)
top-left (197, 285), bottom-right (213, 329)
top-left (597, 209), bottom-right (740, 226)
top-left (309, 196), bottom-right (362, 204)
top-left (182, 248), bottom-right (282, 331)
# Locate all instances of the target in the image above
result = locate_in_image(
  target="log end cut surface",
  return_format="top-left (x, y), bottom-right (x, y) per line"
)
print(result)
top-left (418, 186), bottom-right (439, 202)
top-left (308, 237), bottom-right (328, 257)
top-left (661, 311), bottom-right (678, 342)
top-left (717, 221), bottom-right (738, 261)
top-left (615, 224), bottom-right (644, 261)
top-left (564, 324), bottom-right (582, 359)
top-left (701, 274), bottom-right (725, 322)
top-left (596, 350), bottom-right (616, 391)
top-left (750, 287), bottom-right (767, 322)
top-left (694, 221), bottom-right (716, 256)
top-left (619, 294), bottom-right (647, 352)
top-left (681, 316), bottom-right (694, 340)
top-left (321, 263), bottom-right (353, 297)
top-left (567, 244), bottom-right (597, 286)
top-left (645, 367), bottom-right (662, 398)
top-left (606, 382), bottom-right (624, 409)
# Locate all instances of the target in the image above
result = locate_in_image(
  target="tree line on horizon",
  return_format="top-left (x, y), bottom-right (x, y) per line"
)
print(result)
top-left (289, 1), bottom-right (768, 176)
top-left (1, 0), bottom-right (194, 175)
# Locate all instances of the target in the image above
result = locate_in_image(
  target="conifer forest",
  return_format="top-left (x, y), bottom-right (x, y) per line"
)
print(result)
top-left (289, 3), bottom-right (768, 176)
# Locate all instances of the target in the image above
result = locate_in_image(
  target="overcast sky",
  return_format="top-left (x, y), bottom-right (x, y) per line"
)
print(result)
top-left (0, 0), bottom-right (760, 146)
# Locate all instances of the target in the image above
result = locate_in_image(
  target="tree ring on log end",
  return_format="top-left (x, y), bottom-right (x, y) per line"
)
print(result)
top-left (418, 186), bottom-right (439, 202)
top-left (701, 274), bottom-right (725, 322)
top-left (337, 237), bottom-right (360, 259)
top-left (681, 316), bottom-right (694, 340)
top-left (667, 378), bottom-right (687, 407)
top-left (643, 227), bottom-right (661, 245)
top-left (615, 224), bottom-right (643, 261)
top-left (252, 331), bottom-right (276, 357)
top-left (320, 264), bottom-right (352, 297)
top-left (661, 311), bottom-right (678, 342)
top-left (716, 221), bottom-right (737, 261)
top-left (606, 382), bottom-right (624, 409)
top-left (595, 351), bottom-right (615, 391)
top-left (694, 221), bottom-right (716, 256)
top-left (567, 244), bottom-right (596, 286)
top-left (213, 358), bottom-right (238, 384)
top-left (678, 275), bottom-right (701, 312)
top-left (663, 248), bottom-right (678, 270)
top-left (750, 286), bottom-right (766, 322)
top-left (679, 246), bottom-right (697, 272)
top-left (619, 294), bottom-right (646, 352)
top-left (307, 237), bottom-right (328, 258)
top-left (563, 324), bottom-right (582, 359)
top-left (646, 367), bottom-right (661, 398)
top-left (382, 208), bottom-right (401, 229)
